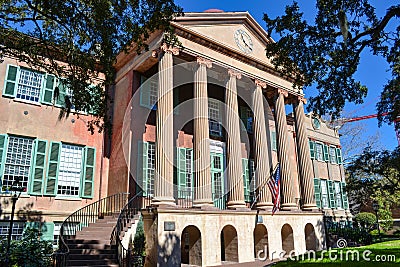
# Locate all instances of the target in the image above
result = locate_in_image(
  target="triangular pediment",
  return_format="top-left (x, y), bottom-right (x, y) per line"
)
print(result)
top-left (172, 12), bottom-right (274, 65)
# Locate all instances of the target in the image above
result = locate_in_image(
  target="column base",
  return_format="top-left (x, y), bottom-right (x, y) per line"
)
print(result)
top-left (193, 199), bottom-right (214, 208)
top-left (256, 202), bottom-right (274, 211)
top-left (280, 203), bottom-right (298, 211)
top-left (301, 203), bottom-right (319, 211)
top-left (227, 200), bottom-right (248, 210)
top-left (151, 196), bottom-right (176, 207)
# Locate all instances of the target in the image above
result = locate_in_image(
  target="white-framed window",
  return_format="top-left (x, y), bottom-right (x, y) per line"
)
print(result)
top-left (53, 222), bottom-right (62, 248)
top-left (0, 221), bottom-right (25, 240)
top-left (185, 149), bottom-right (192, 191)
top-left (57, 144), bottom-right (83, 196)
top-left (315, 142), bottom-right (324, 161)
top-left (208, 99), bottom-right (222, 136)
top-left (3, 136), bottom-right (34, 190)
top-left (320, 179), bottom-right (329, 208)
top-left (149, 80), bottom-right (158, 110)
top-left (329, 146), bottom-right (337, 164)
top-left (16, 68), bottom-right (44, 102)
top-left (335, 182), bottom-right (343, 209)
top-left (146, 142), bottom-right (155, 196)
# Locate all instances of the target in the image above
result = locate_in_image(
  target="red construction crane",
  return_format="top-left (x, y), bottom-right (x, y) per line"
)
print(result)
top-left (332, 112), bottom-right (400, 146)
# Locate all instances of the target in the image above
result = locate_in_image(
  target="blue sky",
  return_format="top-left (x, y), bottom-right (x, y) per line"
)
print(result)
top-left (174, 0), bottom-right (399, 152)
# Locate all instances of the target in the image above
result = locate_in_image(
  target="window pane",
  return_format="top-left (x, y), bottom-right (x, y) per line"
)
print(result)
top-left (147, 143), bottom-right (155, 196)
top-left (16, 68), bottom-right (44, 102)
top-left (0, 222), bottom-right (24, 240)
top-left (208, 99), bottom-right (222, 136)
top-left (57, 144), bottom-right (83, 196)
top-left (320, 180), bottom-right (329, 208)
top-left (330, 147), bottom-right (337, 164)
top-left (335, 182), bottom-right (342, 208)
top-left (316, 143), bottom-right (324, 161)
top-left (3, 136), bottom-right (34, 189)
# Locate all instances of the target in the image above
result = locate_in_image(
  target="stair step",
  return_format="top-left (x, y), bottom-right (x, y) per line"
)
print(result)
top-left (67, 259), bottom-right (118, 266)
top-left (68, 253), bottom-right (116, 260)
top-left (69, 248), bottom-right (115, 255)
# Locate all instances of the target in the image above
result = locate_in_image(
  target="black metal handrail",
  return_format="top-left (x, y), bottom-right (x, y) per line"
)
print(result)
top-left (53, 192), bottom-right (129, 267)
top-left (111, 192), bottom-right (150, 267)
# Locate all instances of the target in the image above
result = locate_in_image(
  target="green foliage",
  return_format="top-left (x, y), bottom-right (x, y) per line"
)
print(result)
top-left (132, 216), bottom-right (146, 266)
top-left (0, 0), bottom-right (183, 133)
top-left (328, 225), bottom-right (372, 245)
top-left (346, 146), bottom-right (400, 215)
top-left (0, 227), bottom-right (53, 267)
top-left (355, 212), bottom-right (376, 230)
top-left (264, 1), bottom-right (400, 127)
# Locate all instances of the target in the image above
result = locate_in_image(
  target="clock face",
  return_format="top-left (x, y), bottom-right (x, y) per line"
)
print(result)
top-left (234, 29), bottom-right (253, 54)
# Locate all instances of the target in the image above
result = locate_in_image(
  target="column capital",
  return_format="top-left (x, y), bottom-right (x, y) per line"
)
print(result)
top-left (228, 69), bottom-right (242, 80)
top-left (277, 88), bottom-right (289, 98)
top-left (152, 43), bottom-right (180, 58)
top-left (161, 43), bottom-right (180, 55)
top-left (297, 96), bottom-right (307, 104)
top-left (197, 57), bottom-right (212, 68)
top-left (255, 79), bottom-right (267, 89)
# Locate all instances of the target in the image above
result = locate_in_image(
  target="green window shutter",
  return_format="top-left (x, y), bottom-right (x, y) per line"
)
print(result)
top-left (177, 147), bottom-right (187, 198)
top-left (55, 79), bottom-right (68, 107)
top-left (327, 180), bottom-right (336, 208)
top-left (341, 182), bottom-right (349, 209)
top-left (309, 140), bottom-right (315, 159)
top-left (0, 134), bottom-right (8, 190)
top-left (313, 178), bottom-right (321, 208)
top-left (323, 144), bottom-right (329, 162)
top-left (81, 147), bottom-right (95, 198)
top-left (40, 222), bottom-right (54, 241)
top-left (41, 74), bottom-right (56, 104)
top-left (140, 75), bottom-right (154, 109)
top-left (45, 142), bottom-right (61, 196)
top-left (3, 65), bottom-right (19, 97)
top-left (336, 148), bottom-right (343, 164)
top-left (242, 158), bottom-right (250, 202)
top-left (29, 140), bottom-right (48, 195)
top-left (271, 131), bottom-right (277, 151)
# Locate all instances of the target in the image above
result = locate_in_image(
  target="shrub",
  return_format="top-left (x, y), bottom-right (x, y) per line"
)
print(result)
top-left (355, 212), bottom-right (376, 230)
top-left (0, 227), bottom-right (53, 267)
top-left (132, 216), bottom-right (146, 267)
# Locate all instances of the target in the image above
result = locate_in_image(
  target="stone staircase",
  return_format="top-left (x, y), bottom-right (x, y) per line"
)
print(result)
top-left (65, 216), bottom-right (119, 267)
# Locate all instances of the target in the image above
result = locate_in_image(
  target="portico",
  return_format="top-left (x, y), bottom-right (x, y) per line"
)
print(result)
top-left (109, 10), bottom-right (343, 267)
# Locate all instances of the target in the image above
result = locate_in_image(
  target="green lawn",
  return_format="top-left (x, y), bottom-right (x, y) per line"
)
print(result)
top-left (275, 240), bottom-right (400, 266)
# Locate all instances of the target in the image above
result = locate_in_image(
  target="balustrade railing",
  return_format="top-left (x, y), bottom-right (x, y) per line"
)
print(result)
top-left (53, 192), bottom-right (129, 267)
top-left (111, 192), bottom-right (151, 267)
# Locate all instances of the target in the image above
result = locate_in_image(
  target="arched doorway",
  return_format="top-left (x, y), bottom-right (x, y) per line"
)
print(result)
top-left (253, 224), bottom-right (268, 259)
top-left (281, 224), bottom-right (294, 256)
top-left (221, 225), bottom-right (238, 262)
top-left (181, 225), bottom-right (202, 266)
top-left (305, 223), bottom-right (317, 251)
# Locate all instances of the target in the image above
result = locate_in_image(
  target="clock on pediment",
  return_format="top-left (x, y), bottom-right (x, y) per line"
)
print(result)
top-left (234, 29), bottom-right (253, 54)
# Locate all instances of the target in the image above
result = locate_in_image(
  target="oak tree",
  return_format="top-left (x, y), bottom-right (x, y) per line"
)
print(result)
top-left (0, 0), bottom-right (182, 133)
top-left (264, 0), bottom-right (400, 131)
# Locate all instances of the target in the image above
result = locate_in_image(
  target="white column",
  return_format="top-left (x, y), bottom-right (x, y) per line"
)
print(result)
top-left (253, 80), bottom-right (273, 210)
top-left (225, 69), bottom-right (246, 209)
top-left (153, 43), bottom-right (179, 206)
top-left (193, 57), bottom-right (213, 207)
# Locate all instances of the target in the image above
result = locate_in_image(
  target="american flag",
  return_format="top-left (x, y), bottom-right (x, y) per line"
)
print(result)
top-left (267, 164), bottom-right (281, 215)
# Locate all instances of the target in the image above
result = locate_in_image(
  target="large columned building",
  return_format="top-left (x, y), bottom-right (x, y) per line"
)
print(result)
top-left (108, 11), bottom-right (350, 266)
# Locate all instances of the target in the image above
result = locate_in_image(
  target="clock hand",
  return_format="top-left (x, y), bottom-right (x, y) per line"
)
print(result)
top-left (241, 34), bottom-right (252, 50)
